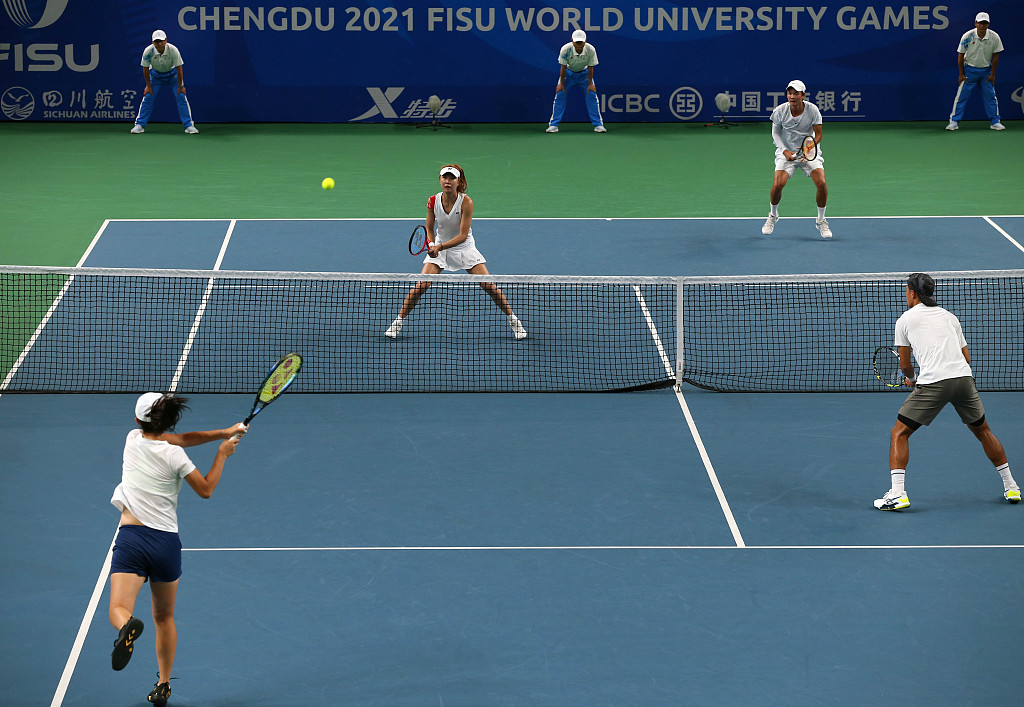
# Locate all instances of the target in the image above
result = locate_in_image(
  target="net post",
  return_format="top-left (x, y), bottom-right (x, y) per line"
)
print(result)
top-left (675, 277), bottom-right (685, 391)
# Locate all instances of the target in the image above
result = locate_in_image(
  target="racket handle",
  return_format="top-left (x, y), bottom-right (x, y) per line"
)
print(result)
top-left (230, 423), bottom-right (248, 441)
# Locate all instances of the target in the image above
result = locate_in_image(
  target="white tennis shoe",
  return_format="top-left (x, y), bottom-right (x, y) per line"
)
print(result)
top-left (594, 125), bottom-right (607, 133)
top-left (1005, 486), bottom-right (1021, 503)
top-left (185, 125), bottom-right (199, 134)
top-left (945, 120), bottom-right (959, 131)
top-left (130, 125), bottom-right (144, 134)
top-left (874, 489), bottom-right (910, 511)
top-left (545, 125), bottom-right (558, 133)
top-left (991, 122), bottom-right (1006, 131)
top-left (385, 317), bottom-right (404, 338)
top-left (761, 214), bottom-right (779, 235)
top-left (816, 218), bottom-right (832, 239)
top-left (509, 315), bottom-right (527, 340)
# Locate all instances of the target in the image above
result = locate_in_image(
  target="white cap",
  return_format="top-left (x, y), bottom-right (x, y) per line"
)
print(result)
top-left (439, 166), bottom-right (460, 178)
top-left (152, 30), bottom-right (167, 41)
top-left (975, 12), bottom-right (990, 23)
top-left (571, 29), bottom-right (587, 43)
top-left (135, 392), bottom-right (163, 422)
top-left (787, 79), bottom-right (806, 93)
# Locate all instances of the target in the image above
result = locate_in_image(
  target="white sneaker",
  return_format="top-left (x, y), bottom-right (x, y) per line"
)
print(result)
top-left (761, 214), bottom-right (779, 235)
top-left (545, 125), bottom-right (558, 133)
top-left (509, 315), bottom-right (527, 340)
top-left (816, 218), bottom-right (832, 239)
top-left (130, 125), bottom-right (144, 134)
top-left (1005, 486), bottom-right (1021, 503)
top-left (873, 489), bottom-right (910, 511)
top-left (991, 122), bottom-right (1006, 131)
top-left (185, 125), bottom-right (199, 134)
top-left (385, 317), bottom-right (404, 338)
top-left (945, 120), bottom-right (959, 131)
top-left (594, 125), bottom-right (607, 133)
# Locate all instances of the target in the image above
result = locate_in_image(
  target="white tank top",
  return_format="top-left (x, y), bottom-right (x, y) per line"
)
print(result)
top-left (430, 192), bottom-right (475, 249)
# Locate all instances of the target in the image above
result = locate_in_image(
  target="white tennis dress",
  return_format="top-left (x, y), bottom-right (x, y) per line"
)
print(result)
top-left (423, 192), bottom-right (486, 271)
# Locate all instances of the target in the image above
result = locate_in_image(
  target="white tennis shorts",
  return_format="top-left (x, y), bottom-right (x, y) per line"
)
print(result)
top-left (424, 243), bottom-right (486, 271)
top-left (774, 149), bottom-right (824, 176)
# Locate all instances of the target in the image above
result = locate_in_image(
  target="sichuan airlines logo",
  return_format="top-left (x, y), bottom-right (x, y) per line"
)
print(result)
top-left (3, 0), bottom-right (70, 28)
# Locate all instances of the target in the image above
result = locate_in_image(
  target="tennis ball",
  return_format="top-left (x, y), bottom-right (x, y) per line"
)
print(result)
top-left (322, 177), bottom-right (335, 190)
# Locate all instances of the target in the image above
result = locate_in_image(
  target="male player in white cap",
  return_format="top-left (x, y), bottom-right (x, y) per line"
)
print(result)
top-left (761, 80), bottom-right (831, 239)
top-left (946, 12), bottom-right (1005, 131)
top-left (130, 30), bottom-right (199, 135)
top-left (545, 29), bottom-right (606, 133)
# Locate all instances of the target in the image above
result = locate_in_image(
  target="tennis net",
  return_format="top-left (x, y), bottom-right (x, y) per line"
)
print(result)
top-left (2, 266), bottom-right (1022, 393)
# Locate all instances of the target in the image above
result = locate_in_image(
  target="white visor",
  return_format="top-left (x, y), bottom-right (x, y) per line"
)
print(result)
top-left (439, 167), bottom-right (460, 179)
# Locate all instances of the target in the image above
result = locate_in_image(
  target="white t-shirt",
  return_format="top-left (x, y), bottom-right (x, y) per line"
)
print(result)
top-left (110, 429), bottom-right (195, 532)
top-left (141, 43), bottom-right (184, 74)
top-left (430, 192), bottom-right (476, 250)
top-left (558, 42), bottom-right (598, 73)
top-left (958, 29), bottom-right (1003, 68)
top-left (894, 304), bottom-right (972, 385)
top-left (770, 100), bottom-right (822, 153)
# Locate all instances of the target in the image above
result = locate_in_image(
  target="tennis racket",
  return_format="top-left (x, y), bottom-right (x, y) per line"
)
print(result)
top-left (409, 225), bottom-right (428, 255)
top-left (872, 346), bottom-right (909, 388)
top-left (237, 352), bottom-right (303, 434)
top-left (791, 135), bottom-right (817, 161)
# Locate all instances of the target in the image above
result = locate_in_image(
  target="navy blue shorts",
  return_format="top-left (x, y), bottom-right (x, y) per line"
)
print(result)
top-left (110, 524), bottom-right (182, 583)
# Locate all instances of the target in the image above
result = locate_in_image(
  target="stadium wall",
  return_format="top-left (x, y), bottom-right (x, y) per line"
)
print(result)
top-left (2, 1), bottom-right (1022, 124)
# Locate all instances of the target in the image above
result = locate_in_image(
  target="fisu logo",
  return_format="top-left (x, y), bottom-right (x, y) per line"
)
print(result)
top-left (2, 0), bottom-right (70, 28)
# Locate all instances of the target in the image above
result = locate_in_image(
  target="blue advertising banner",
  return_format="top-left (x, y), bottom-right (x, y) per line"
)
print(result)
top-left (2, 1), bottom-right (1022, 124)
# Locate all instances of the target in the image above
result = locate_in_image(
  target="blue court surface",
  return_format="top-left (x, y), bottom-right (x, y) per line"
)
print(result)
top-left (2, 216), bottom-right (1023, 706)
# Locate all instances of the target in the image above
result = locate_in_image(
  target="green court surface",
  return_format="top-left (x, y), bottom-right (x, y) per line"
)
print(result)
top-left (1, 119), bottom-right (1020, 266)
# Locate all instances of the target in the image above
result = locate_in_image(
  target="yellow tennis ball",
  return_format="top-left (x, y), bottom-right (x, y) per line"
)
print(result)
top-left (321, 177), bottom-right (335, 190)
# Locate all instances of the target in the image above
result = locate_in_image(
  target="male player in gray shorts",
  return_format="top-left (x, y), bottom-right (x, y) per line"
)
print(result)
top-left (875, 273), bottom-right (1019, 510)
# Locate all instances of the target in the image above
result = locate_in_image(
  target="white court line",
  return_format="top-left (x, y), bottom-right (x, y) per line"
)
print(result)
top-left (168, 220), bottom-right (237, 392)
top-left (984, 216), bottom-right (1024, 255)
top-left (0, 222), bottom-right (113, 398)
top-left (50, 530), bottom-right (117, 707)
top-left (632, 285), bottom-right (745, 548)
top-left (182, 544), bottom-right (1024, 552)
top-left (101, 215), bottom-right (1024, 222)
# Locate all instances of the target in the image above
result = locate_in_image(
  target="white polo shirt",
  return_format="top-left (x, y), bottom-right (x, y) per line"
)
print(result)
top-left (110, 429), bottom-right (195, 532)
top-left (141, 42), bottom-right (184, 74)
top-left (894, 304), bottom-right (972, 385)
top-left (958, 29), bottom-right (1003, 68)
top-left (558, 42), bottom-right (598, 73)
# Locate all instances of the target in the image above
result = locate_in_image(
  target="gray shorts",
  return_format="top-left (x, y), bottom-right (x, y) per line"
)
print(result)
top-left (897, 376), bottom-right (985, 428)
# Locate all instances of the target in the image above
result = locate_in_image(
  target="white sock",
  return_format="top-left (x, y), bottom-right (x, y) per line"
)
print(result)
top-left (769, 203), bottom-right (779, 217)
top-left (890, 469), bottom-right (906, 494)
top-left (997, 463), bottom-right (1017, 490)
top-left (817, 206), bottom-right (826, 220)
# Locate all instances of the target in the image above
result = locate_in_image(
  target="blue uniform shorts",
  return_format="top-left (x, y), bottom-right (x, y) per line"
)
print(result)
top-left (110, 524), bottom-right (183, 583)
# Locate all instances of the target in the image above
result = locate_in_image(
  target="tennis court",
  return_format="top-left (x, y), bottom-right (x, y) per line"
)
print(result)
top-left (2, 209), bottom-right (1023, 705)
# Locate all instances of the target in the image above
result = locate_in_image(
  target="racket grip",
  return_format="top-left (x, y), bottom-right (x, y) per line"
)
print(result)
top-left (230, 423), bottom-right (248, 441)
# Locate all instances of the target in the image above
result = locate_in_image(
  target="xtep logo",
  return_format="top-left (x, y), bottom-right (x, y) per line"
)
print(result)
top-left (2, 0), bottom-right (71, 28)
top-left (350, 87), bottom-right (404, 121)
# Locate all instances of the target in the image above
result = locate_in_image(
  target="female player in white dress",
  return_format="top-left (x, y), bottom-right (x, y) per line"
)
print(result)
top-left (385, 164), bottom-right (527, 339)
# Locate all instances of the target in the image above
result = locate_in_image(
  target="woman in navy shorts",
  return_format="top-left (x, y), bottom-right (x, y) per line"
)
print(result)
top-left (108, 393), bottom-right (245, 707)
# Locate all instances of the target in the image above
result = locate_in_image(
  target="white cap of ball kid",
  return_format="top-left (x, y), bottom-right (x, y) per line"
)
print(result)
top-left (571, 29), bottom-right (587, 43)
top-left (135, 392), bottom-right (163, 421)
